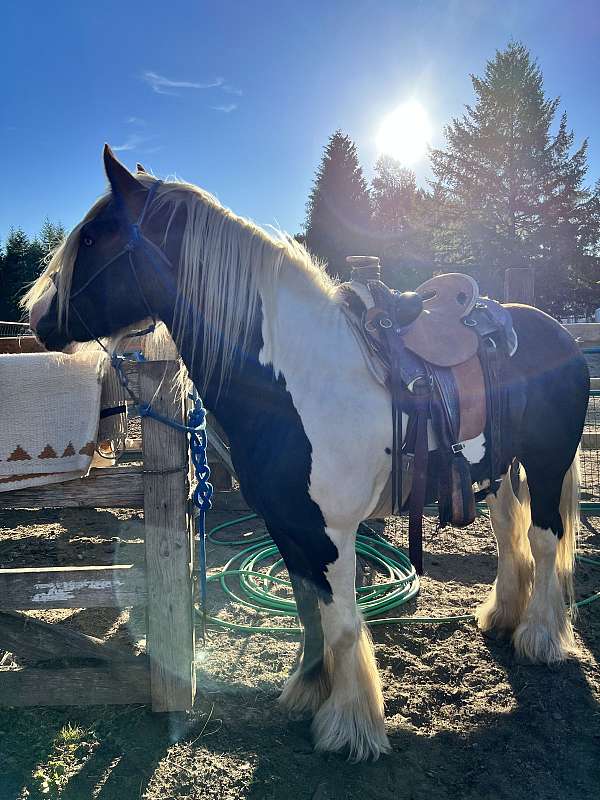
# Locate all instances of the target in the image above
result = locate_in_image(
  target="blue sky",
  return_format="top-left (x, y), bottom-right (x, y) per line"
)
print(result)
top-left (2, 0), bottom-right (600, 242)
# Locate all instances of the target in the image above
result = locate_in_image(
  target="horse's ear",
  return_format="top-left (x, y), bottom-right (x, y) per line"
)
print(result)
top-left (136, 162), bottom-right (146, 174)
top-left (103, 144), bottom-right (143, 202)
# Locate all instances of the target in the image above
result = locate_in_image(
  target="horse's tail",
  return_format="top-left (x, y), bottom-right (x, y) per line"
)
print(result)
top-left (558, 448), bottom-right (580, 609)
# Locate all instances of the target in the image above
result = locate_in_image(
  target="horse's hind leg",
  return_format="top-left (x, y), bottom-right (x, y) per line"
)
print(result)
top-left (311, 528), bottom-right (389, 762)
top-left (476, 463), bottom-right (533, 636)
top-left (513, 458), bottom-right (579, 663)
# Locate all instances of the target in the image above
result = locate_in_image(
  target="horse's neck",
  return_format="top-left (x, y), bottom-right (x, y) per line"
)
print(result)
top-left (257, 264), bottom-right (344, 377)
top-left (173, 265), bottom-right (346, 441)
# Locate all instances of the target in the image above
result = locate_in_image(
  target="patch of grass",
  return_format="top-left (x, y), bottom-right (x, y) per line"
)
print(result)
top-left (56, 722), bottom-right (86, 745)
top-left (30, 721), bottom-right (97, 797)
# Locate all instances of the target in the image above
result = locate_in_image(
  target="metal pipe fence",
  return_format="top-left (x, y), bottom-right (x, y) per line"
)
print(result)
top-left (0, 321), bottom-right (32, 337)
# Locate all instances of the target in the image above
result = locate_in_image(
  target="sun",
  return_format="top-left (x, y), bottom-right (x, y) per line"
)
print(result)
top-left (376, 100), bottom-right (432, 165)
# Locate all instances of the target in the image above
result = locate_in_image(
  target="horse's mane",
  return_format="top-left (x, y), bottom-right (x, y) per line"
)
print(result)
top-left (24, 177), bottom-right (338, 392)
top-left (150, 179), bottom-right (337, 391)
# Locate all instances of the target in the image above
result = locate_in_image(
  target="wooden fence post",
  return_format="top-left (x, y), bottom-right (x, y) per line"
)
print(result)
top-left (139, 361), bottom-right (195, 712)
top-left (504, 268), bottom-right (535, 304)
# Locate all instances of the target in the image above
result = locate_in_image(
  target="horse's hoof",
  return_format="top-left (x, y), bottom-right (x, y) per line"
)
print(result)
top-left (481, 627), bottom-right (511, 643)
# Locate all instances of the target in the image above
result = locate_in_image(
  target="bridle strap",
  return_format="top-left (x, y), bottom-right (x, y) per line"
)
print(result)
top-left (69, 180), bottom-right (170, 300)
top-left (63, 179), bottom-right (202, 363)
top-left (63, 180), bottom-right (176, 352)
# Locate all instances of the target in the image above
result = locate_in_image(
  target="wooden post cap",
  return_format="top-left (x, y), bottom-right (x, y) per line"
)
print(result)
top-left (346, 256), bottom-right (381, 282)
top-left (345, 256), bottom-right (380, 267)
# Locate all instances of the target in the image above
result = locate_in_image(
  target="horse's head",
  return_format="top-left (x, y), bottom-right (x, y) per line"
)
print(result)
top-left (26, 146), bottom-right (179, 351)
top-left (26, 146), bottom-right (327, 395)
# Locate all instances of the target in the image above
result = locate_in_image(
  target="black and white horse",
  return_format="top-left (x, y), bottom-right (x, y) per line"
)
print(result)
top-left (26, 147), bottom-right (589, 761)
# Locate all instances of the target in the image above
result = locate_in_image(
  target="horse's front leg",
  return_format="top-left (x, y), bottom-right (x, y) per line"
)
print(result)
top-left (312, 528), bottom-right (390, 762)
top-left (278, 571), bottom-right (333, 718)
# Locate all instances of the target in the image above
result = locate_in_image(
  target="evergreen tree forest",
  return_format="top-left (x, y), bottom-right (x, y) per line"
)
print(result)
top-left (0, 220), bottom-right (65, 322)
top-left (304, 42), bottom-right (600, 316)
top-left (2, 44), bottom-right (599, 320)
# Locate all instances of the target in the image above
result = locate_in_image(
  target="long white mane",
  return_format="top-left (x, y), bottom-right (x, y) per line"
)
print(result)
top-left (25, 177), bottom-right (338, 392)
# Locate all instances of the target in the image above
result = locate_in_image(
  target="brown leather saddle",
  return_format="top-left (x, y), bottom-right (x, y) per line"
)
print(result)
top-left (340, 258), bottom-right (520, 574)
top-left (364, 272), bottom-right (487, 440)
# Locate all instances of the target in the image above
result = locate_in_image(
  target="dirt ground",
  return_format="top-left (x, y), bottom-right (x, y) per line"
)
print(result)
top-left (1, 494), bottom-right (599, 800)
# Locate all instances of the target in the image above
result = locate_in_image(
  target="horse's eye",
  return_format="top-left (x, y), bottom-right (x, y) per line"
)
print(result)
top-left (83, 235), bottom-right (94, 247)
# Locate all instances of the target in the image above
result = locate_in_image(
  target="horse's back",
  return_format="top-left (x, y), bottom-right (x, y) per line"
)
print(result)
top-left (507, 303), bottom-right (589, 472)
top-left (507, 303), bottom-right (588, 377)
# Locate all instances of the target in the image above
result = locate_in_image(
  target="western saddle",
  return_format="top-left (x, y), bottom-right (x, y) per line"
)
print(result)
top-left (339, 256), bottom-right (520, 574)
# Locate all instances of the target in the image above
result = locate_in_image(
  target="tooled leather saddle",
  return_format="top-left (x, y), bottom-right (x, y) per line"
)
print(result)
top-left (339, 257), bottom-right (520, 574)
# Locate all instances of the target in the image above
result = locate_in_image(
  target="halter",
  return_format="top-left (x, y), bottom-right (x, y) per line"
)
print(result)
top-left (69, 180), bottom-right (175, 344)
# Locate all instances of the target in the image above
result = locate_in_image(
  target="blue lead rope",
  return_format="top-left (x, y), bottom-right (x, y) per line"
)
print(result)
top-left (187, 393), bottom-right (214, 638)
top-left (140, 394), bottom-right (214, 638)
top-left (66, 179), bottom-right (215, 638)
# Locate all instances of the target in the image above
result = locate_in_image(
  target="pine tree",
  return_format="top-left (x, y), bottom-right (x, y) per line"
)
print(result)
top-left (430, 41), bottom-right (600, 315)
top-left (371, 156), bottom-right (433, 290)
top-left (0, 221), bottom-right (59, 321)
top-left (0, 238), bottom-right (7, 320)
top-left (304, 131), bottom-right (372, 279)
top-left (372, 156), bottom-right (420, 233)
top-left (2, 228), bottom-right (31, 320)
top-left (39, 218), bottom-right (66, 255)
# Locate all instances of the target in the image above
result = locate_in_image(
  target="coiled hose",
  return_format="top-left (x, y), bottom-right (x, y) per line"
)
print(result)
top-left (199, 513), bottom-right (600, 634)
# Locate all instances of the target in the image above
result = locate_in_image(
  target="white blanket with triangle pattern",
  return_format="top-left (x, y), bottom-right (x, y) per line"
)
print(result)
top-left (0, 351), bottom-right (107, 492)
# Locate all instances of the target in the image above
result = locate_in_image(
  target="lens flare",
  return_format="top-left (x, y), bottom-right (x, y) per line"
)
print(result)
top-left (376, 100), bottom-right (432, 165)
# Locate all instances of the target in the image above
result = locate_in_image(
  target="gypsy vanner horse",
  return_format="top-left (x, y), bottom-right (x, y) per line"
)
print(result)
top-left (26, 147), bottom-right (589, 761)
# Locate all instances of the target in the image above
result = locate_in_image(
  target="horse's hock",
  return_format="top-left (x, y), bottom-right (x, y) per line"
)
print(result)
top-left (0, 354), bottom-right (197, 712)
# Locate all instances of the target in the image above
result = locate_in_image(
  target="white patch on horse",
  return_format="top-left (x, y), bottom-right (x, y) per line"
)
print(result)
top-left (315, 527), bottom-right (389, 759)
top-left (258, 272), bottom-right (392, 529)
top-left (513, 526), bottom-right (576, 663)
top-left (461, 432), bottom-right (486, 465)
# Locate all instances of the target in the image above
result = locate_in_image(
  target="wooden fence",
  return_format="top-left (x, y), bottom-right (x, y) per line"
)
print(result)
top-left (0, 359), bottom-right (197, 711)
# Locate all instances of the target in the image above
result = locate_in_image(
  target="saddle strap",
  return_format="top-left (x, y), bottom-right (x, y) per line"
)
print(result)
top-left (481, 342), bottom-right (504, 487)
top-left (407, 393), bottom-right (429, 576)
top-left (430, 366), bottom-right (477, 529)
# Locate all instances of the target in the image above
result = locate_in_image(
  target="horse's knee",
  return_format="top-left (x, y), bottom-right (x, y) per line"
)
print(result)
top-left (320, 605), bottom-right (361, 652)
top-left (528, 525), bottom-right (558, 559)
top-left (332, 620), bottom-right (361, 651)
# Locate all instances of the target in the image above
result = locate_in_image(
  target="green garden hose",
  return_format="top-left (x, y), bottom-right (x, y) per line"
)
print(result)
top-left (198, 513), bottom-right (600, 634)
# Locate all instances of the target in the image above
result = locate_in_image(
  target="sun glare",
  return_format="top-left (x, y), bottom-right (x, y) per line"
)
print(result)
top-left (376, 100), bottom-right (432, 165)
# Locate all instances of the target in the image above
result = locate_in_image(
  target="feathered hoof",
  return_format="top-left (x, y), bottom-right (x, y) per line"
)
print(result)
top-left (475, 595), bottom-right (522, 637)
top-left (480, 626), bottom-right (511, 643)
top-left (475, 569), bottom-right (532, 637)
top-left (311, 698), bottom-right (391, 762)
top-left (513, 618), bottom-right (575, 665)
top-left (279, 651), bottom-right (333, 719)
top-left (279, 668), bottom-right (332, 720)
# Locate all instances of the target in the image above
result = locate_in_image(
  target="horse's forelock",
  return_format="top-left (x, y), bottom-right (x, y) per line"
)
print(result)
top-left (21, 193), bottom-right (113, 322)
